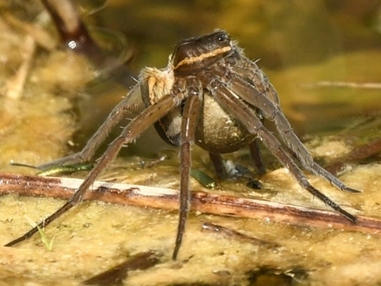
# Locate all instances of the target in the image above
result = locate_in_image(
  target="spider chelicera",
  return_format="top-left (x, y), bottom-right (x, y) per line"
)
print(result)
top-left (6, 30), bottom-right (359, 260)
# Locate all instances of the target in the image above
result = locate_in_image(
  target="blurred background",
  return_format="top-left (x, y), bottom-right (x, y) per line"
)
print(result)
top-left (1, 0), bottom-right (381, 165)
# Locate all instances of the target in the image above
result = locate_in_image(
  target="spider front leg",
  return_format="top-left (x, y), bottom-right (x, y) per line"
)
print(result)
top-left (173, 88), bottom-right (203, 260)
top-left (5, 93), bottom-right (177, 247)
top-left (36, 85), bottom-right (144, 170)
top-left (211, 80), bottom-right (357, 223)
top-left (228, 74), bottom-right (360, 194)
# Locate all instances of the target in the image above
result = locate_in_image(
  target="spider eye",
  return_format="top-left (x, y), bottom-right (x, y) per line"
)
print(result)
top-left (216, 31), bottom-right (230, 42)
top-left (218, 34), bottom-right (228, 41)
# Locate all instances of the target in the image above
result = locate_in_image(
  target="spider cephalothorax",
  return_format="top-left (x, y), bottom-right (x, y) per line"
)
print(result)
top-left (6, 30), bottom-right (359, 260)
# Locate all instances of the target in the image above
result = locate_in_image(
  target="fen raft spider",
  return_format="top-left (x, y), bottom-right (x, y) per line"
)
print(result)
top-left (6, 30), bottom-right (359, 260)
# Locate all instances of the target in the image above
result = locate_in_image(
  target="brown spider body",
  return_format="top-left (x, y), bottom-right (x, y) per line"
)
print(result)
top-left (141, 31), bottom-right (280, 156)
top-left (6, 30), bottom-right (359, 261)
top-left (141, 32), bottom-right (257, 153)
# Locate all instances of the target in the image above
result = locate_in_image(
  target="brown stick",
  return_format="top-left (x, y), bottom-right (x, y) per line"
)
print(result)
top-left (0, 173), bottom-right (380, 233)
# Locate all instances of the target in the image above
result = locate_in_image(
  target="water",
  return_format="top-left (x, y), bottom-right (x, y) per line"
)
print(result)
top-left (1, 1), bottom-right (381, 285)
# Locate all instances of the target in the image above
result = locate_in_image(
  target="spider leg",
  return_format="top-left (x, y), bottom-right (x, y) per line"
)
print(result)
top-left (37, 85), bottom-right (144, 170)
top-left (209, 152), bottom-right (228, 178)
top-left (173, 89), bottom-right (203, 260)
top-left (231, 61), bottom-right (280, 107)
top-left (5, 93), bottom-right (177, 247)
top-left (211, 81), bottom-right (356, 223)
top-left (227, 75), bottom-right (360, 193)
top-left (249, 139), bottom-right (266, 175)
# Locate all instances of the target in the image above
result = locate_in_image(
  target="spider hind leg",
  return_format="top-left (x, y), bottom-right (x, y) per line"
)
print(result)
top-left (211, 80), bottom-right (357, 223)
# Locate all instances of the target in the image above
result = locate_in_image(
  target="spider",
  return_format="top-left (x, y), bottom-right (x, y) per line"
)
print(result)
top-left (6, 30), bottom-right (359, 260)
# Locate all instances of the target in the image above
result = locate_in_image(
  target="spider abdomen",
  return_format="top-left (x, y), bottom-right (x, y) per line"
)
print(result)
top-left (195, 92), bottom-right (255, 154)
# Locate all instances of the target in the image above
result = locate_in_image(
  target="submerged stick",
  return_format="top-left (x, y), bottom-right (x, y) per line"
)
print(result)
top-left (0, 173), bottom-right (380, 234)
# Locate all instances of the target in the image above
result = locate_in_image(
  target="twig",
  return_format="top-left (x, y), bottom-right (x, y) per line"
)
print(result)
top-left (4, 12), bottom-right (57, 51)
top-left (4, 35), bottom-right (35, 100)
top-left (301, 81), bottom-right (381, 89)
top-left (0, 173), bottom-right (380, 233)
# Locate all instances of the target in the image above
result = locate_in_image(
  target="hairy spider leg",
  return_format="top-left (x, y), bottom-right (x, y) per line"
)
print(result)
top-left (173, 88), bottom-right (203, 260)
top-left (5, 93), bottom-right (177, 247)
top-left (210, 80), bottom-right (357, 223)
top-left (228, 73), bottom-right (360, 194)
top-left (37, 85), bottom-right (144, 170)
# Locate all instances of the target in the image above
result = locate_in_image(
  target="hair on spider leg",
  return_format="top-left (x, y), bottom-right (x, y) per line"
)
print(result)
top-left (6, 30), bottom-right (360, 261)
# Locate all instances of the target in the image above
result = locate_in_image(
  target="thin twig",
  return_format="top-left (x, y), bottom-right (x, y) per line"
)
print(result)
top-left (4, 35), bottom-right (35, 100)
top-left (301, 81), bottom-right (381, 89)
top-left (0, 173), bottom-right (380, 233)
top-left (4, 12), bottom-right (57, 51)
